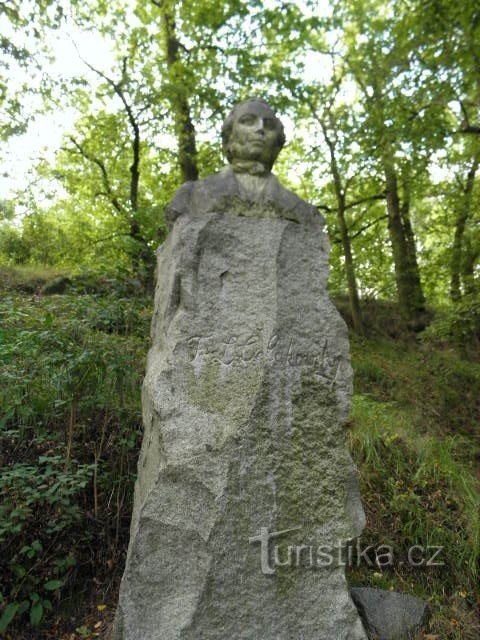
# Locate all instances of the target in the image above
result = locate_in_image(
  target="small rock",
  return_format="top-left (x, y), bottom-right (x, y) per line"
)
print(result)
top-left (351, 587), bottom-right (429, 640)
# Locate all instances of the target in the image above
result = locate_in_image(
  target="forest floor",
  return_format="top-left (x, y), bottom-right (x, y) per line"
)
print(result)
top-left (0, 267), bottom-right (479, 639)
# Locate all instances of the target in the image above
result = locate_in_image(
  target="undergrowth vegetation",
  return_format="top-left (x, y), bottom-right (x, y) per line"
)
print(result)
top-left (0, 268), bottom-right (479, 638)
top-left (348, 336), bottom-right (480, 639)
top-left (0, 283), bottom-right (150, 635)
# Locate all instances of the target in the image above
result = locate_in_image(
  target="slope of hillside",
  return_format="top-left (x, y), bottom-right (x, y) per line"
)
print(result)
top-left (0, 273), bottom-right (478, 638)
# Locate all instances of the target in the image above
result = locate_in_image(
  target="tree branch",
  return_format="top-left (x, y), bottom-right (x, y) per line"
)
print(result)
top-left (73, 53), bottom-right (141, 212)
top-left (349, 214), bottom-right (389, 240)
top-left (344, 193), bottom-right (386, 210)
top-left (67, 136), bottom-right (124, 215)
top-left (460, 125), bottom-right (480, 135)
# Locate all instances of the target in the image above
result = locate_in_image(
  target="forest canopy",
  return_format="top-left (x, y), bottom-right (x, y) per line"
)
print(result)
top-left (1, 0), bottom-right (479, 331)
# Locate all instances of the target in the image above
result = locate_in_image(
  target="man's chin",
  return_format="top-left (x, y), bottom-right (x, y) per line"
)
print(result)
top-left (240, 151), bottom-right (274, 164)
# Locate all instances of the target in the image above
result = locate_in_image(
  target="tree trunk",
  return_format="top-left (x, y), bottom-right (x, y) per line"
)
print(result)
top-left (74, 59), bottom-right (155, 282)
top-left (319, 118), bottom-right (363, 333)
top-left (159, 2), bottom-right (199, 183)
top-left (462, 244), bottom-right (478, 297)
top-left (450, 210), bottom-right (469, 302)
top-left (337, 200), bottom-right (364, 333)
top-left (383, 161), bottom-right (425, 319)
top-left (128, 112), bottom-right (146, 274)
top-left (450, 154), bottom-right (479, 301)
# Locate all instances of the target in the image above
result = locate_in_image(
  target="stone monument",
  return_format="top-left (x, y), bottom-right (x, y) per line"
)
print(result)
top-left (113, 98), bottom-right (367, 640)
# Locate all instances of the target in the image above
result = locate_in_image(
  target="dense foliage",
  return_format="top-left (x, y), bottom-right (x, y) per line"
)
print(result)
top-left (0, 283), bottom-right (149, 635)
top-left (0, 0), bottom-right (479, 327)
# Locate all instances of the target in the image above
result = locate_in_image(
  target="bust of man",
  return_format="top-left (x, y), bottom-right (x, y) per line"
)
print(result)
top-left (221, 98), bottom-right (285, 176)
top-left (165, 98), bottom-right (320, 229)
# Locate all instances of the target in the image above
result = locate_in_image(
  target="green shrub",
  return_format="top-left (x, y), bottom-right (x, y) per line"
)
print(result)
top-left (422, 295), bottom-right (480, 359)
top-left (348, 391), bottom-right (480, 639)
top-left (0, 455), bottom-right (92, 631)
top-left (0, 292), bottom-right (147, 632)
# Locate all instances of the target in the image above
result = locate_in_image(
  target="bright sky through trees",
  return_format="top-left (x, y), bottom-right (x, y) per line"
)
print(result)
top-left (1, 0), bottom-right (479, 318)
top-left (0, 0), bottom-right (335, 202)
top-left (0, 18), bottom-right (116, 199)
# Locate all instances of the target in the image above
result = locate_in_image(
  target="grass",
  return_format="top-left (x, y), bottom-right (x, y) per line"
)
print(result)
top-left (0, 264), bottom-right (66, 292)
top-left (348, 334), bottom-right (480, 639)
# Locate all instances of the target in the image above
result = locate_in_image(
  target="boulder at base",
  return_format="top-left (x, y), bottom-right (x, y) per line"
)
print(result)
top-left (351, 587), bottom-right (429, 639)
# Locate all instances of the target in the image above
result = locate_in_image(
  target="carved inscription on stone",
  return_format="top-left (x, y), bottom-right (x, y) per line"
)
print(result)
top-left (185, 330), bottom-right (343, 386)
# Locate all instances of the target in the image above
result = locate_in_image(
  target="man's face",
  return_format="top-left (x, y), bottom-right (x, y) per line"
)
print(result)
top-left (227, 101), bottom-right (282, 169)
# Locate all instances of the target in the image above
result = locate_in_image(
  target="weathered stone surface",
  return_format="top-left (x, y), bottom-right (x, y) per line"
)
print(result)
top-left (113, 98), bottom-right (367, 640)
top-left (113, 211), bottom-right (366, 639)
top-left (165, 166), bottom-right (317, 229)
top-left (351, 587), bottom-right (429, 640)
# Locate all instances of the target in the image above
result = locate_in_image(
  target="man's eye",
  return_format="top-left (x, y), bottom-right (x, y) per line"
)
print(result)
top-left (264, 119), bottom-right (275, 130)
top-left (239, 115), bottom-right (256, 124)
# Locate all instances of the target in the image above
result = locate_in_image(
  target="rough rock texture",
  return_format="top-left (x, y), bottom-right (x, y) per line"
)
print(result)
top-left (113, 182), bottom-right (367, 639)
top-left (350, 588), bottom-right (429, 640)
top-left (165, 166), bottom-right (318, 229)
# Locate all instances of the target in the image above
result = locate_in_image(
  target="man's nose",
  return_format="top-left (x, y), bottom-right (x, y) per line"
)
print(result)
top-left (255, 118), bottom-right (265, 134)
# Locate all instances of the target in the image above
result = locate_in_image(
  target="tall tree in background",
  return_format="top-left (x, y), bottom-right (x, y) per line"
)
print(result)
top-left (313, 99), bottom-right (365, 334)
top-left (150, 0), bottom-right (199, 182)
top-left (256, 3), bottom-right (393, 327)
top-left (334, 0), bottom-right (446, 320)
top-left (449, 147), bottom-right (480, 301)
top-left (405, 0), bottom-right (480, 300)
top-left (141, 0), bottom-right (260, 182)
top-left (38, 0), bottom-right (267, 274)
top-left (56, 50), bottom-right (167, 278)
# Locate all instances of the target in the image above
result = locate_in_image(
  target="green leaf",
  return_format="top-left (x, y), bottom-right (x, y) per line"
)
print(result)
top-left (0, 602), bottom-right (20, 633)
top-left (32, 539), bottom-right (43, 552)
top-left (30, 601), bottom-right (43, 627)
top-left (43, 579), bottom-right (63, 591)
top-left (10, 563), bottom-right (26, 578)
top-left (44, 312), bottom-right (54, 327)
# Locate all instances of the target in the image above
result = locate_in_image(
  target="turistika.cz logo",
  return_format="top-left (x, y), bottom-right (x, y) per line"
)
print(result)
top-left (248, 526), bottom-right (443, 575)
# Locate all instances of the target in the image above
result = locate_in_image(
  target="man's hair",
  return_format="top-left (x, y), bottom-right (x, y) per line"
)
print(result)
top-left (221, 98), bottom-right (286, 161)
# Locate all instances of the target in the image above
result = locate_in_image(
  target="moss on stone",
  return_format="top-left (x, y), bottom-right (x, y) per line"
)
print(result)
top-left (186, 358), bottom-right (263, 418)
